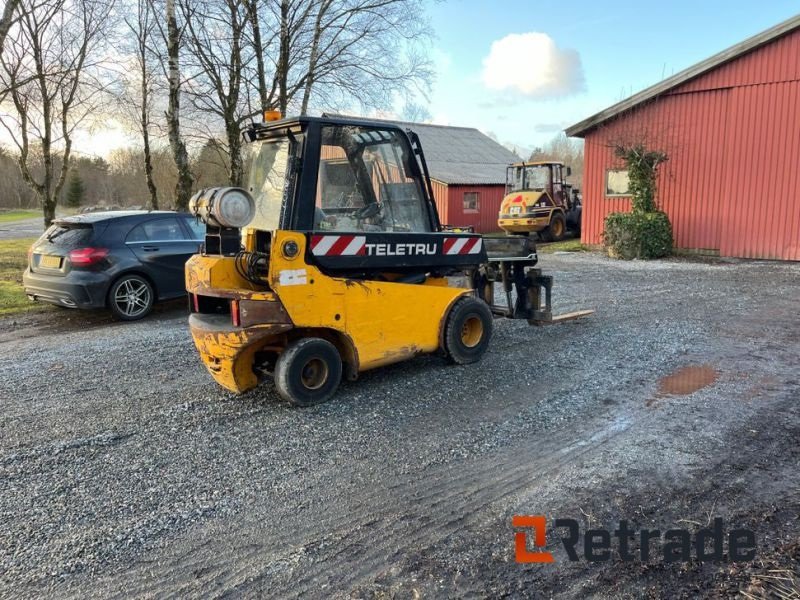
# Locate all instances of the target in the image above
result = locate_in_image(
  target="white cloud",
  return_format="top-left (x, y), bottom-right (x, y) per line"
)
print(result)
top-left (481, 33), bottom-right (585, 98)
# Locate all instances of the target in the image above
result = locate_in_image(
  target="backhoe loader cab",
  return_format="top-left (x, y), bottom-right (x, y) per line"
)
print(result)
top-left (185, 116), bottom-right (590, 406)
top-left (498, 161), bottom-right (582, 240)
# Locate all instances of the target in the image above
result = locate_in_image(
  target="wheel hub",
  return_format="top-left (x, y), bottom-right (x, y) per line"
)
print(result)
top-left (301, 358), bottom-right (329, 390)
top-left (461, 316), bottom-right (484, 348)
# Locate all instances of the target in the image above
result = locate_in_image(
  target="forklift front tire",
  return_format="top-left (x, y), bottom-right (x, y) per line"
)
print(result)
top-left (443, 297), bottom-right (493, 365)
top-left (275, 338), bottom-right (342, 407)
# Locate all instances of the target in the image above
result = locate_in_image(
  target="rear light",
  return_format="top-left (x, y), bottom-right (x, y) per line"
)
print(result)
top-left (192, 294), bottom-right (199, 312)
top-left (231, 299), bottom-right (240, 327)
top-left (68, 247), bottom-right (109, 266)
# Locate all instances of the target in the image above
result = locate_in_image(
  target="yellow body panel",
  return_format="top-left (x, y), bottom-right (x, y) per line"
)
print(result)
top-left (267, 231), bottom-right (468, 370)
top-left (186, 230), bottom-right (471, 393)
top-left (498, 190), bottom-right (554, 234)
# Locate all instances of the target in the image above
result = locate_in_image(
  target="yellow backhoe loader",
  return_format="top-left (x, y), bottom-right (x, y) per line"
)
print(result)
top-left (185, 114), bottom-right (591, 406)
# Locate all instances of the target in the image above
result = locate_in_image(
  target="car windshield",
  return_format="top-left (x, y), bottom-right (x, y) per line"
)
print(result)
top-left (245, 138), bottom-right (291, 232)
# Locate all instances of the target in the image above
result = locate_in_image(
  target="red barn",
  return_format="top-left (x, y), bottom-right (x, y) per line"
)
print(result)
top-left (566, 15), bottom-right (800, 261)
top-left (326, 114), bottom-right (521, 233)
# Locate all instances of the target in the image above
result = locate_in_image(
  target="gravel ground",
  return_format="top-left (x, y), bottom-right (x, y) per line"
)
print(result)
top-left (1, 252), bottom-right (799, 598)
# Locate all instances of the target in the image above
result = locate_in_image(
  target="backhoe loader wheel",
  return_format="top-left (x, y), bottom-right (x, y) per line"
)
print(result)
top-left (542, 212), bottom-right (566, 242)
top-left (443, 297), bottom-right (493, 365)
top-left (275, 338), bottom-right (342, 407)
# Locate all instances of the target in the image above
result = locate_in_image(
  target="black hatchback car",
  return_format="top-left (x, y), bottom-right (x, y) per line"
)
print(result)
top-left (23, 211), bottom-right (204, 320)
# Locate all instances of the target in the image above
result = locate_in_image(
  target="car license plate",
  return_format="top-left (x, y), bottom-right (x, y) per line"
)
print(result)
top-left (39, 254), bottom-right (62, 269)
top-left (509, 206), bottom-right (522, 215)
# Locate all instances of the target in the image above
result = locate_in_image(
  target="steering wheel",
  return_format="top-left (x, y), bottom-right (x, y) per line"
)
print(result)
top-left (351, 203), bottom-right (381, 220)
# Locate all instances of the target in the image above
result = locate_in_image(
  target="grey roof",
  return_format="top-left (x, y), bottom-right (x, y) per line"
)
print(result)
top-left (566, 13), bottom-right (800, 137)
top-left (323, 114), bottom-right (521, 185)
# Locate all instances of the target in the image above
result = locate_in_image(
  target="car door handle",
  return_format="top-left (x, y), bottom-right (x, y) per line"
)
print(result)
top-left (142, 246), bottom-right (159, 252)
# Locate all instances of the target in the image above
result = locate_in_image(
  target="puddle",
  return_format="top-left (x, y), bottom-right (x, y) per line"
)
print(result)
top-left (647, 364), bottom-right (719, 406)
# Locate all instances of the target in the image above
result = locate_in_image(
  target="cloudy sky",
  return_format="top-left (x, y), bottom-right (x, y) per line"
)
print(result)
top-left (7, 0), bottom-right (798, 159)
top-left (423, 0), bottom-right (800, 153)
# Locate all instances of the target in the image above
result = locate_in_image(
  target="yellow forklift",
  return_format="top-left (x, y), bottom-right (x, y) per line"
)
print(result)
top-left (185, 114), bottom-right (591, 406)
top-left (497, 161), bottom-right (582, 241)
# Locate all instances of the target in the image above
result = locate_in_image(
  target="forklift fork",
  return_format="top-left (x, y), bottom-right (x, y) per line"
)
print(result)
top-left (480, 262), bottom-right (593, 326)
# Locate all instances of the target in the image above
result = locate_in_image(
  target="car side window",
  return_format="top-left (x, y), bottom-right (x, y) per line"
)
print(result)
top-left (183, 217), bottom-right (205, 240)
top-left (127, 218), bottom-right (186, 243)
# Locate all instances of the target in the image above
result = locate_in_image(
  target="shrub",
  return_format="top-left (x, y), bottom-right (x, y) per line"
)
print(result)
top-left (603, 211), bottom-right (673, 259)
top-left (603, 142), bottom-right (673, 260)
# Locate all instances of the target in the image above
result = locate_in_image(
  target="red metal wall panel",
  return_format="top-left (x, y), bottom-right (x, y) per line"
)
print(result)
top-left (442, 184), bottom-right (506, 233)
top-left (717, 81), bottom-right (800, 259)
top-left (676, 28), bottom-right (800, 94)
top-left (581, 31), bottom-right (800, 260)
top-left (430, 179), bottom-right (450, 224)
top-left (583, 89), bottom-right (731, 251)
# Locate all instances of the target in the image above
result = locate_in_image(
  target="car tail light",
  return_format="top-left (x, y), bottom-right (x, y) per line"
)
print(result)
top-left (231, 299), bottom-right (240, 327)
top-left (68, 247), bottom-right (109, 267)
top-left (192, 294), bottom-right (199, 312)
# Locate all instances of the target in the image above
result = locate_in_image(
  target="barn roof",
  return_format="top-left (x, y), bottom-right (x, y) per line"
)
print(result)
top-left (323, 114), bottom-right (521, 185)
top-left (565, 13), bottom-right (800, 138)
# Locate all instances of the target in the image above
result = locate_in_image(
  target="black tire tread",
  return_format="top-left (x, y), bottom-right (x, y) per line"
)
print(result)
top-left (443, 296), bottom-right (493, 365)
top-left (274, 337), bottom-right (342, 407)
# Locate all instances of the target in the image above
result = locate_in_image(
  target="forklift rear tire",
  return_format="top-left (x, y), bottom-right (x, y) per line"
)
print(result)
top-left (275, 338), bottom-right (342, 406)
top-left (443, 297), bottom-right (493, 365)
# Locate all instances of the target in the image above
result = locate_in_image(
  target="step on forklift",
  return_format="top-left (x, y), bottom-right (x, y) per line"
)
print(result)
top-left (185, 114), bottom-right (592, 406)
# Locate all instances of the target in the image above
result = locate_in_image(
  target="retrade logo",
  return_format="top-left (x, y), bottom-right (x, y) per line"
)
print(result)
top-left (512, 515), bottom-right (554, 563)
top-left (513, 516), bottom-right (757, 564)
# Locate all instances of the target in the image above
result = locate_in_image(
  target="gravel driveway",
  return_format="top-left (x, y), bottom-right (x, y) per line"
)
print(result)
top-left (1, 252), bottom-right (798, 598)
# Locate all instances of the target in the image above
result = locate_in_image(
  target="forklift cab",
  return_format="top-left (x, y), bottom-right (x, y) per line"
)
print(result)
top-left (244, 117), bottom-right (439, 234)
top-left (234, 116), bottom-right (482, 274)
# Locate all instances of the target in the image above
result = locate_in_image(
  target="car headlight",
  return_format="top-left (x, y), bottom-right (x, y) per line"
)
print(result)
top-left (189, 187), bottom-right (256, 229)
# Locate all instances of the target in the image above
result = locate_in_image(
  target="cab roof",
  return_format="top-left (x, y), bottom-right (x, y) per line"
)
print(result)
top-left (510, 160), bottom-right (565, 168)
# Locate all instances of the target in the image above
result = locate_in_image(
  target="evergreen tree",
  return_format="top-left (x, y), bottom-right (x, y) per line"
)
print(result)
top-left (66, 170), bottom-right (85, 208)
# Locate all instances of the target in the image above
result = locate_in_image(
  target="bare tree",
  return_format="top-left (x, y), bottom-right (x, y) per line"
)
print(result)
top-left (243, 0), bottom-right (271, 114)
top-left (164, 0), bottom-right (193, 209)
top-left (0, 0), bottom-right (21, 56)
top-left (181, 0), bottom-right (252, 186)
top-left (122, 0), bottom-right (159, 209)
top-left (297, 0), bottom-right (433, 115)
top-left (0, 0), bottom-right (113, 227)
top-left (530, 133), bottom-right (584, 188)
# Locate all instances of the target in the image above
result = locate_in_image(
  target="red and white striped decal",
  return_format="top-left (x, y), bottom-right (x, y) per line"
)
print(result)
top-left (443, 237), bottom-right (483, 255)
top-left (310, 235), bottom-right (366, 256)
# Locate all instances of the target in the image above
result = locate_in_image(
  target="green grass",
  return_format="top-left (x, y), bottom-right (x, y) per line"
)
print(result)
top-left (0, 237), bottom-right (51, 316)
top-left (0, 210), bottom-right (39, 223)
top-left (537, 238), bottom-right (590, 253)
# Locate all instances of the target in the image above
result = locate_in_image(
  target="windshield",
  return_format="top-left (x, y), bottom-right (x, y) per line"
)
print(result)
top-left (524, 165), bottom-right (550, 190)
top-left (507, 165), bottom-right (550, 192)
top-left (246, 138), bottom-right (291, 232)
top-left (315, 125), bottom-right (431, 233)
